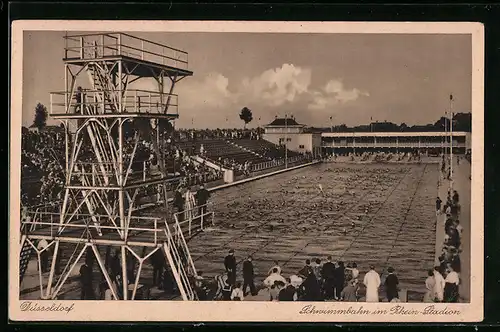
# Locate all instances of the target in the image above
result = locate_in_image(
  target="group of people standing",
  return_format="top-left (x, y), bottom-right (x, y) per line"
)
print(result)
top-left (428, 188), bottom-right (463, 303)
top-left (173, 184), bottom-right (211, 224)
top-left (200, 251), bottom-right (403, 303)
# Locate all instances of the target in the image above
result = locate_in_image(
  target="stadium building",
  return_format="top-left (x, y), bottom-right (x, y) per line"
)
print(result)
top-left (263, 117), bottom-right (471, 156)
top-left (321, 131), bottom-right (471, 155)
top-left (263, 117), bottom-right (322, 157)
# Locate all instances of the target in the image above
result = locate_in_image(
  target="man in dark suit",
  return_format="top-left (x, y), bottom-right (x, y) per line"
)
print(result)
top-left (224, 249), bottom-right (237, 286)
top-left (242, 256), bottom-right (257, 296)
top-left (196, 184), bottom-right (211, 225)
top-left (150, 249), bottom-right (165, 289)
top-left (384, 267), bottom-right (400, 302)
top-left (321, 255), bottom-right (336, 300)
top-left (173, 186), bottom-right (185, 222)
top-left (298, 259), bottom-right (313, 278)
top-left (79, 261), bottom-right (95, 300)
top-left (334, 261), bottom-right (346, 300)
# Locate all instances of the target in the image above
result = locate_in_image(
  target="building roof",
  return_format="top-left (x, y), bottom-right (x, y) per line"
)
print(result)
top-left (266, 118), bottom-right (302, 127)
top-left (321, 131), bottom-right (469, 138)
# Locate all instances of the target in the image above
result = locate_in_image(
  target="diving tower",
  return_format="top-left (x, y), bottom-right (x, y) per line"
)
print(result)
top-left (19, 33), bottom-right (211, 301)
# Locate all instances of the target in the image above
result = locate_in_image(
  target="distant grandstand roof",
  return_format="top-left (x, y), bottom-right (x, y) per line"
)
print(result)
top-left (266, 118), bottom-right (303, 127)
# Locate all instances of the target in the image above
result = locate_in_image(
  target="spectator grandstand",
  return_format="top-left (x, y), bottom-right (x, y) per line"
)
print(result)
top-left (20, 127), bottom-right (308, 208)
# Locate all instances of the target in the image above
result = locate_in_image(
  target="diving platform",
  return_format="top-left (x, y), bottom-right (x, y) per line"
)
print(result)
top-left (63, 32), bottom-right (193, 77)
top-left (19, 32), bottom-right (204, 301)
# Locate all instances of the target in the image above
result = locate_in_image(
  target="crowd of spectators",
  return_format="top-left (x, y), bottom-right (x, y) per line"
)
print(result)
top-left (431, 187), bottom-right (462, 303)
top-left (21, 131), bottom-right (65, 206)
top-left (174, 128), bottom-right (262, 141)
top-left (21, 124), bottom-right (311, 208)
top-left (20, 129), bottom-right (227, 208)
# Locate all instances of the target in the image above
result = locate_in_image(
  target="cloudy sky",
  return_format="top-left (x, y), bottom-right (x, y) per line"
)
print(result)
top-left (22, 31), bottom-right (471, 129)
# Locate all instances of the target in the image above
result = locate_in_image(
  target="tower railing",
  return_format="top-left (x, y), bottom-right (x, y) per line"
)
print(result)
top-left (63, 32), bottom-right (189, 70)
top-left (173, 203), bottom-right (215, 237)
top-left (21, 213), bottom-right (165, 245)
top-left (68, 161), bottom-right (166, 186)
top-left (50, 89), bottom-right (179, 116)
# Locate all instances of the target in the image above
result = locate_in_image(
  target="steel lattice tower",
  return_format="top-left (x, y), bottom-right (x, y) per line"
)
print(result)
top-left (20, 33), bottom-right (202, 301)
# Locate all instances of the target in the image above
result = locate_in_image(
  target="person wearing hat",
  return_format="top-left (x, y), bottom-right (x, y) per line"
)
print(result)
top-left (224, 249), bottom-right (237, 286)
top-left (242, 256), bottom-right (257, 296)
top-left (384, 267), bottom-right (400, 302)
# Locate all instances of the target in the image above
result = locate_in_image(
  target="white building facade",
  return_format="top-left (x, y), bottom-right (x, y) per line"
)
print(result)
top-left (321, 131), bottom-right (471, 155)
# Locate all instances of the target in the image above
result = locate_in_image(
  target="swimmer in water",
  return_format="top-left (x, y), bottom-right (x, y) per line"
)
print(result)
top-left (318, 184), bottom-right (325, 195)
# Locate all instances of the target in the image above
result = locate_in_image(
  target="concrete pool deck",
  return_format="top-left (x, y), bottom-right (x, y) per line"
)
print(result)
top-left (434, 157), bottom-right (471, 302)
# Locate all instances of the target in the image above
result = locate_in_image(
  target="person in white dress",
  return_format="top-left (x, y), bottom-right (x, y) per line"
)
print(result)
top-left (423, 269), bottom-right (436, 303)
top-left (363, 265), bottom-right (381, 302)
top-left (183, 186), bottom-right (196, 223)
top-left (433, 266), bottom-right (446, 302)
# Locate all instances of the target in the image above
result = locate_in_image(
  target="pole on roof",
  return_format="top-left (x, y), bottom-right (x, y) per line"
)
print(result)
top-left (285, 114), bottom-right (288, 169)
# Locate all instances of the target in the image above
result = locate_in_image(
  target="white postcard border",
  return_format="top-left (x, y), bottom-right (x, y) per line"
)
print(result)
top-left (9, 20), bottom-right (485, 322)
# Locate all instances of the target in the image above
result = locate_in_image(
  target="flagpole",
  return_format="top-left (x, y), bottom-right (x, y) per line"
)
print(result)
top-left (442, 111), bottom-right (446, 156)
top-left (285, 114), bottom-right (288, 169)
top-left (449, 94), bottom-right (454, 191)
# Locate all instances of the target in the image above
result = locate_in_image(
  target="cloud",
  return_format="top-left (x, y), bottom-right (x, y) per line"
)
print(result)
top-left (239, 63), bottom-right (312, 107)
top-left (177, 72), bottom-right (236, 109)
top-left (167, 65), bottom-right (368, 127)
top-left (308, 79), bottom-right (369, 111)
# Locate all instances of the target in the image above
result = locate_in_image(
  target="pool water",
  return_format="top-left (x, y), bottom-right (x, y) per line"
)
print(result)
top-left (188, 162), bottom-right (439, 295)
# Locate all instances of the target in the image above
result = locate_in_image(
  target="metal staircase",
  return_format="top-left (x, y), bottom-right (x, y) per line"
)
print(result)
top-left (163, 219), bottom-right (198, 300)
top-left (19, 235), bottom-right (33, 283)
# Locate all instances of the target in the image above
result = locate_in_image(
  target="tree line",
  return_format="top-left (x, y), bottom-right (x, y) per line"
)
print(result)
top-left (27, 102), bottom-right (471, 133)
top-left (315, 113), bottom-right (472, 133)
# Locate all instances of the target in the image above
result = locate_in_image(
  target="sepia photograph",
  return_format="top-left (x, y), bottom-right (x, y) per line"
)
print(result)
top-left (9, 21), bottom-right (484, 322)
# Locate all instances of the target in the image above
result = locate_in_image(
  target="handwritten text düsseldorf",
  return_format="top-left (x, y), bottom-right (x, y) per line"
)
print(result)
top-left (20, 301), bottom-right (75, 314)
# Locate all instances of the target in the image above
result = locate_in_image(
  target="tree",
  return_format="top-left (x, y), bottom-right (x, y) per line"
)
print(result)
top-left (434, 117), bottom-right (451, 131)
top-left (453, 112), bottom-right (472, 132)
top-left (33, 103), bottom-right (48, 130)
top-left (239, 107), bottom-right (253, 129)
top-left (400, 123), bottom-right (408, 132)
